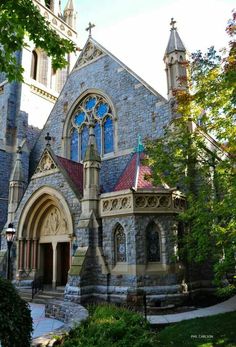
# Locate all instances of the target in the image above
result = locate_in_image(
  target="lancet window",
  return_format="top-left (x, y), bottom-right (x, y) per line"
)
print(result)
top-left (69, 94), bottom-right (114, 161)
top-left (146, 223), bottom-right (161, 262)
top-left (31, 50), bottom-right (38, 80)
top-left (114, 224), bottom-right (127, 263)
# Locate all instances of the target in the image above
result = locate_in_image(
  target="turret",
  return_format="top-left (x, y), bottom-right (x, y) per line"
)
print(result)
top-left (8, 147), bottom-right (26, 223)
top-left (164, 18), bottom-right (188, 100)
top-left (63, 0), bottom-right (77, 29)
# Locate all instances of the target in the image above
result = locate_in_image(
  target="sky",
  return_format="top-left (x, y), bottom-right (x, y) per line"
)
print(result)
top-left (61, 0), bottom-right (234, 98)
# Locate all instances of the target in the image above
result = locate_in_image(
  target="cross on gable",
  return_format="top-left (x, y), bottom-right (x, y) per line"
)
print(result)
top-left (45, 132), bottom-right (52, 146)
top-left (86, 22), bottom-right (95, 37)
top-left (170, 18), bottom-right (176, 30)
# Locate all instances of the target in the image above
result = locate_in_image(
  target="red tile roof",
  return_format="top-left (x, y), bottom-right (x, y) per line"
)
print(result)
top-left (114, 153), bottom-right (154, 191)
top-left (57, 156), bottom-right (83, 194)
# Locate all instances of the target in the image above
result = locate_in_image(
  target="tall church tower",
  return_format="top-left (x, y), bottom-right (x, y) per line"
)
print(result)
top-left (164, 18), bottom-right (188, 100)
top-left (0, 0), bottom-right (78, 234)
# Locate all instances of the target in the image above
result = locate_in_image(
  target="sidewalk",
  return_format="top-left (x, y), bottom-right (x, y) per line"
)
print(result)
top-left (147, 295), bottom-right (236, 324)
top-left (30, 303), bottom-right (64, 339)
top-left (30, 295), bottom-right (236, 340)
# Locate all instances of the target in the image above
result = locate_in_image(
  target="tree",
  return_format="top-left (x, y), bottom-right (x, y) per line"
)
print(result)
top-left (146, 10), bottom-right (236, 284)
top-left (0, 0), bottom-right (76, 82)
top-left (0, 277), bottom-right (33, 347)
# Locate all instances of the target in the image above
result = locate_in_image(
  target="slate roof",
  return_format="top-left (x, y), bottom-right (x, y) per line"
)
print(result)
top-left (114, 152), bottom-right (154, 191)
top-left (57, 156), bottom-right (83, 194)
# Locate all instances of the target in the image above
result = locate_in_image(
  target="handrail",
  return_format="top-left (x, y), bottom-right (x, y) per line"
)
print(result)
top-left (32, 276), bottom-right (44, 299)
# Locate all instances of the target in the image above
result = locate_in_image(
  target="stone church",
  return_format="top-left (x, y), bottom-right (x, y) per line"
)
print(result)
top-left (0, 0), bottom-right (193, 306)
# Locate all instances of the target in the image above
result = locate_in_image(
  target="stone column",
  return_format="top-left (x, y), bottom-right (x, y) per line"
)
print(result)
top-left (18, 238), bottom-right (25, 271)
top-left (52, 242), bottom-right (57, 289)
top-left (26, 239), bottom-right (31, 271)
top-left (32, 239), bottom-right (38, 271)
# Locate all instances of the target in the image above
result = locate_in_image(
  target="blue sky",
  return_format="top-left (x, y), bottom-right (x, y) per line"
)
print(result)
top-left (61, 0), bottom-right (235, 97)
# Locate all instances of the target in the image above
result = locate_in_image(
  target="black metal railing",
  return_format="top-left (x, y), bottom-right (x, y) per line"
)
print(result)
top-left (32, 276), bottom-right (44, 299)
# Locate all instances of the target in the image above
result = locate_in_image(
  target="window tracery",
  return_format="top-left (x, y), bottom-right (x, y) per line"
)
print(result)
top-left (69, 94), bottom-right (115, 161)
top-left (114, 224), bottom-right (126, 263)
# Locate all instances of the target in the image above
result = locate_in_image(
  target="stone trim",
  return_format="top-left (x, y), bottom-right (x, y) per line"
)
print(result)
top-left (100, 190), bottom-right (185, 217)
top-left (33, 0), bottom-right (77, 41)
top-left (30, 84), bottom-right (57, 102)
top-left (73, 40), bottom-right (106, 70)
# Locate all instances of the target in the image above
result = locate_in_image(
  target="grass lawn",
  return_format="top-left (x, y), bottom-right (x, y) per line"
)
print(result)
top-left (157, 311), bottom-right (236, 347)
top-left (61, 306), bottom-right (236, 347)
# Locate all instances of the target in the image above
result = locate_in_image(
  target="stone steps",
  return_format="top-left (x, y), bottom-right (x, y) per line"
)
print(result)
top-left (18, 287), bottom-right (65, 304)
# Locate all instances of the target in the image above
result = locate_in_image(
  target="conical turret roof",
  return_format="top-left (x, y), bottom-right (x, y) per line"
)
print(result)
top-left (64, 0), bottom-right (74, 11)
top-left (165, 18), bottom-right (186, 55)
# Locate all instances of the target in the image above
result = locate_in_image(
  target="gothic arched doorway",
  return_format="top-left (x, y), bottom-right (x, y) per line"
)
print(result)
top-left (17, 187), bottom-right (73, 288)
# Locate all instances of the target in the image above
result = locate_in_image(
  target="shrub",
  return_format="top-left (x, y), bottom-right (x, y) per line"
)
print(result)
top-left (0, 277), bottom-right (33, 347)
top-left (62, 304), bottom-right (158, 347)
top-left (215, 284), bottom-right (236, 300)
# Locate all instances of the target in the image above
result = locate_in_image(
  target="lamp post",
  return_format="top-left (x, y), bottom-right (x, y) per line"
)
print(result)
top-left (5, 223), bottom-right (16, 280)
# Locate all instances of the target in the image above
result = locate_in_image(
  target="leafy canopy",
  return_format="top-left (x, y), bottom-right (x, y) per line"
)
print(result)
top-left (0, 0), bottom-right (76, 81)
top-left (146, 10), bottom-right (236, 283)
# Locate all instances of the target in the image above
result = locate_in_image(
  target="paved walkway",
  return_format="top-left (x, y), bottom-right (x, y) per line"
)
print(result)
top-left (147, 295), bottom-right (236, 325)
top-left (30, 295), bottom-right (236, 341)
top-left (30, 303), bottom-right (64, 339)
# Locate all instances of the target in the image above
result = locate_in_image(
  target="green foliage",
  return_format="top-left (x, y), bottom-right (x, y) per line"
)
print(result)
top-left (0, 277), bottom-right (33, 347)
top-left (215, 285), bottom-right (236, 300)
top-left (146, 10), bottom-right (236, 283)
top-left (157, 311), bottom-right (236, 347)
top-left (0, 0), bottom-right (76, 81)
top-left (62, 304), bottom-right (158, 347)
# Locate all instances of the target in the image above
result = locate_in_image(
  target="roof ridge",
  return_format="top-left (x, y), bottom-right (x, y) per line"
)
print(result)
top-left (73, 37), bottom-right (166, 101)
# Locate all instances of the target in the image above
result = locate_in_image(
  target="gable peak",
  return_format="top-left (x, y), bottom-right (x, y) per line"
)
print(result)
top-left (73, 38), bottom-right (105, 70)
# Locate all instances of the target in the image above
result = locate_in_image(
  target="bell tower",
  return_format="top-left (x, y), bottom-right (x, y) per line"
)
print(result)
top-left (64, 0), bottom-right (77, 30)
top-left (164, 18), bottom-right (188, 100)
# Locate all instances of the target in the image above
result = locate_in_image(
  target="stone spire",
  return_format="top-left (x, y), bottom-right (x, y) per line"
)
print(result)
top-left (82, 125), bottom-right (101, 214)
top-left (8, 147), bottom-right (26, 223)
top-left (164, 18), bottom-right (188, 100)
top-left (64, 0), bottom-right (77, 29)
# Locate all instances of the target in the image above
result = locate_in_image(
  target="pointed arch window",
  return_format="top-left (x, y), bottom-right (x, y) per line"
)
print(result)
top-left (146, 223), bottom-right (161, 262)
top-left (31, 50), bottom-right (38, 80)
top-left (179, 55), bottom-right (187, 81)
top-left (69, 94), bottom-right (115, 161)
top-left (114, 224), bottom-right (126, 263)
top-left (70, 128), bottom-right (78, 161)
top-left (170, 57), bottom-right (175, 89)
top-left (81, 126), bottom-right (89, 160)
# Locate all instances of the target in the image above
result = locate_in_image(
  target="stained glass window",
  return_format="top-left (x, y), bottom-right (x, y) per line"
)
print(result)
top-left (70, 94), bottom-right (115, 161)
top-left (147, 223), bottom-right (161, 262)
top-left (85, 97), bottom-right (96, 110)
top-left (81, 126), bottom-right (89, 160)
top-left (114, 225), bottom-right (126, 263)
top-left (74, 112), bottom-right (85, 126)
top-left (96, 103), bottom-right (109, 118)
top-left (94, 122), bottom-right (101, 154)
top-left (70, 128), bottom-right (78, 161)
top-left (104, 117), bottom-right (114, 154)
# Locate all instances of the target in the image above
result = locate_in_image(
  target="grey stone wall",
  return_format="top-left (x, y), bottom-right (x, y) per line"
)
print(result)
top-left (13, 170), bottom-right (81, 235)
top-left (0, 150), bottom-right (13, 233)
top-left (100, 214), bottom-right (183, 292)
top-left (30, 52), bottom-right (171, 191)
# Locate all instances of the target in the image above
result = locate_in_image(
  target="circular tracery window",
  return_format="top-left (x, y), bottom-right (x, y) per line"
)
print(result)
top-left (70, 94), bottom-right (114, 161)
